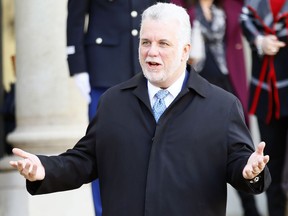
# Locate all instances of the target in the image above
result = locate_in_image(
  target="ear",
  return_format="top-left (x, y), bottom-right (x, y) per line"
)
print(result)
top-left (182, 44), bottom-right (191, 61)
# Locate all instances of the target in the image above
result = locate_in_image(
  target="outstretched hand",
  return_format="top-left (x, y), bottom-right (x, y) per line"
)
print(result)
top-left (242, 142), bottom-right (269, 180)
top-left (9, 148), bottom-right (45, 181)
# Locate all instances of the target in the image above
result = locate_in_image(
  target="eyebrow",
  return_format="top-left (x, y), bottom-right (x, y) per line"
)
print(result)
top-left (140, 38), bottom-right (170, 43)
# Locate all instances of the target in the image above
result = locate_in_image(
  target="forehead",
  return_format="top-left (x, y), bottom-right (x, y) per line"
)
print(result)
top-left (140, 19), bottom-right (180, 40)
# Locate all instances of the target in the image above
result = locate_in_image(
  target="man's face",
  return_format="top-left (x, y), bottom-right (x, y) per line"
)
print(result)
top-left (139, 19), bottom-right (190, 88)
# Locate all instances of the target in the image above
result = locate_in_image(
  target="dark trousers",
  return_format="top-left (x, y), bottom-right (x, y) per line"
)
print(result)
top-left (237, 190), bottom-right (260, 216)
top-left (258, 117), bottom-right (288, 216)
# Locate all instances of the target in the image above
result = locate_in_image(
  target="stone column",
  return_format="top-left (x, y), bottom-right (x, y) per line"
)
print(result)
top-left (0, 1), bottom-right (94, 216)
top-left (7, 0), bottom-right (88, 154)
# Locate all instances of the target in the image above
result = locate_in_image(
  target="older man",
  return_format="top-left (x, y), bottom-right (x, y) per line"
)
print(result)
top-left (10, 3), bottom-right (270, 216)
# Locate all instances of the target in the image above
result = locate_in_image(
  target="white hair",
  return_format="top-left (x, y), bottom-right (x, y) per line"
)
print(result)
top-left (140, 2), bottom-right (191, 46)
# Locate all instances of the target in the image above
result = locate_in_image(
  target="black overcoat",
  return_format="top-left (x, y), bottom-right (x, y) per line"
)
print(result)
top-left (27, 70), bottom-right (271, 216)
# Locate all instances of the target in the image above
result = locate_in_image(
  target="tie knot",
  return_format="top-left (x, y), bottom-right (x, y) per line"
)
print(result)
top-left (155, 89), bottom-right (169, 100)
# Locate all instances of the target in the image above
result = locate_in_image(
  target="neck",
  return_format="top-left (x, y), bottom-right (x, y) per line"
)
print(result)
top-left (200, 0), bottom-right (213, 8)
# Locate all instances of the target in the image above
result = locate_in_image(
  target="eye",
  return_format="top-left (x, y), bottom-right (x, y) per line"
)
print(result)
top-left (141, 40), bottom-right (150, 46)
top-left (159, 41), bottom-right (169, 47)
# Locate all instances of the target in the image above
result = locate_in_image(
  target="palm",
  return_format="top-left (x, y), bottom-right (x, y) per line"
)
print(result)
top-left (9, 148), bottom-right (45, 181)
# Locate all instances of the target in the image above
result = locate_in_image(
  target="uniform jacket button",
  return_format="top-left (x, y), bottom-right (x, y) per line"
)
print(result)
top-left (95, 38), bottom-right (103, 44)
top-left (131, 11), bottom-right (138, 18)
top-left (131, 29), bottom-right (138, 36)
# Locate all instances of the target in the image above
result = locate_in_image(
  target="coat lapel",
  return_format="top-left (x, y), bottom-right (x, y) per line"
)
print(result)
top-left (119, 69), bottom-right (210, 114)
top-left (119, 73), bottom-right (152, 111)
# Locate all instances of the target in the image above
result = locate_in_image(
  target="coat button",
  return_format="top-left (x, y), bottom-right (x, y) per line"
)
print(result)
top-left (131, 11), bottom-right (138, 18)
top-left (95, 38), bottom-right (103, 44)
top-left (131, 29), bottom-right (138, 36)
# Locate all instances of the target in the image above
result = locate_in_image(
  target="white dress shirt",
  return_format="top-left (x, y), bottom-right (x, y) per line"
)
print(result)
top-left (147, 71), bottom-right (186, 108)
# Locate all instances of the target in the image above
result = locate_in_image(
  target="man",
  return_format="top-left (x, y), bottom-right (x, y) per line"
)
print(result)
top-left (11, 3), bottom-right (270, 216)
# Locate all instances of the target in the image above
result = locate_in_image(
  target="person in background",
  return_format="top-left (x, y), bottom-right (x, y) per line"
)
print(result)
top-left (0, 82), bottom-right (14, 156)
top-left (66, 0), bottom-right (168, 215)
top-left (10, 3), bottom-right (271, 216)
top-left (171, 0), bottom-right (261, 215)
top-left (240, 0), bottom-right (287, 215)
top-left (0, 56), bottom-right (16, 158)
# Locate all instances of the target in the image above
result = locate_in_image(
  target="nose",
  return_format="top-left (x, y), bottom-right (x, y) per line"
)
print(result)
top-left (148, 44), bottom-right (159, 56)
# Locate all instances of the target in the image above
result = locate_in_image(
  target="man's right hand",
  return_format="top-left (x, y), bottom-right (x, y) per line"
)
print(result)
top-left (73, 72), bottom-right (91, 104)
top-left (9, 148), bottom-right (45, 182)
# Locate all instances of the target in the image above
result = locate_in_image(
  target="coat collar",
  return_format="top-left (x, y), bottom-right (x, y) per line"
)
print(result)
top-left (119, 68), bottom-right (209, 108)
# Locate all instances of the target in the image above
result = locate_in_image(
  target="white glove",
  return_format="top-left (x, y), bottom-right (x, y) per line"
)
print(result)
top-left (73, 72), bottom-right (91, 104)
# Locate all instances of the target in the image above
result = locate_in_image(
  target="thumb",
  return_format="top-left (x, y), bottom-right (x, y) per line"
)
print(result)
top-left (12, 148), bottom-right (31, 159)
top-left (256, 142), bottom-right (265, 155)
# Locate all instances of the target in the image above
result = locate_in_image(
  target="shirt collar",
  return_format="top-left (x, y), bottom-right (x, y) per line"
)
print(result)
top-left (148, 70), bottom-right (186, 105)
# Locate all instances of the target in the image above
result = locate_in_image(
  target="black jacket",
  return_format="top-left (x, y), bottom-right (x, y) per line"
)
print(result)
top-left (27, 70), bottom-right (271, 216)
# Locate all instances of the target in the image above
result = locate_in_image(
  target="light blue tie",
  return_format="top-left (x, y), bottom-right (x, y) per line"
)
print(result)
top-left (153, 89), bottom-right (169, 122)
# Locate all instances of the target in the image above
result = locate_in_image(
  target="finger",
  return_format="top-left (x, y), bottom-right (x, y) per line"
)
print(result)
top-left (252, 163), bottom-right (261, 174)
top-left (263, 155), bottom-right (270, 164)
top-left (257, 159), bottom-right (265, 170)
top-left (243, 168), bottom-right (254, 179)
top-left (12, 148), bottom-right (31, 159)
top-left (29, 164), bottom-right (38, 177)
top-left (25, 160), bottom-right (32, 171)
top-left (16, 160), bottom-right (26, 172)
top-left (275, 41), bottom-right (286, 48)
top-left (21, 162), bottom-right (31, 177)
top-left (9, 161), bottom-right (18, 169)
top-left (22, 159), bottom-right (35, 177)
top-left (252, 161), bottom-right (261, 170)
top-left (268, 35), bottom-right (278, 41)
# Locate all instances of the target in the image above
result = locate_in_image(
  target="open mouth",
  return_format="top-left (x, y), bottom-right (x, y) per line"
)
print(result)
top-left (147, 61), bottom-right (161, 69)
top-left (148, 62), bottom-right (160, 65)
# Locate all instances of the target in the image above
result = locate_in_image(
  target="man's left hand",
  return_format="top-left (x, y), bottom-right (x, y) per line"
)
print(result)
top-left (242, 142), bottom-right (270, 180)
